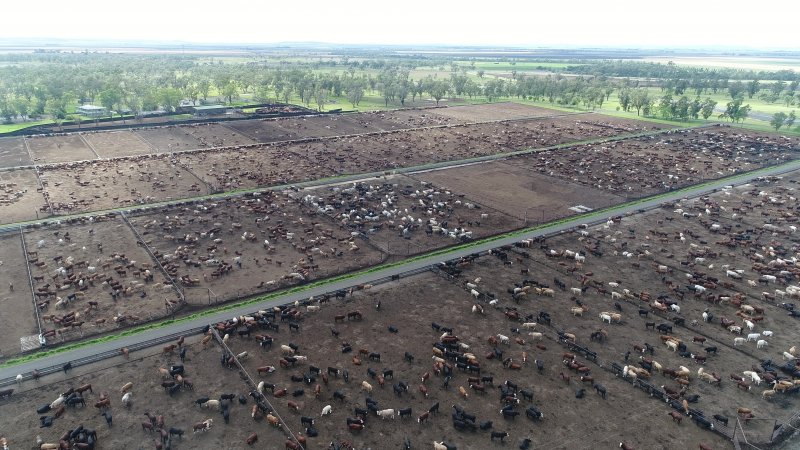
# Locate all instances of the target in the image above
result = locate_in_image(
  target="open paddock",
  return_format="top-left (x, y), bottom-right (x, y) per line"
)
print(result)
top-left (22, 215), bottom-right (181, 346)
top-left (0, 168), bottom-right (50, 224)
top-left (83, 131), bottom-right (156, 158)
top-left (128, 190), bottom-right (384, 304)
top-left (294, 175), bottom-right (523, 256)
top-left (178, 146), bottom-right (329, 192)
top-left (0, 232), bottom-right (39, 357)
top-left (38, 156), bottom-right (205, 215)
top-left (25, 135), bottom-right (96, 164)
top-left (430, 102), bottom-right (570, 122)
top-left (0, 335), bottom-right (256, 450)
top-left (506, 126), bottom-right (800, 197)
top-left (0, 137), bottom-right (33, 168)
top-left (413, 161), bottom-right (626, 223)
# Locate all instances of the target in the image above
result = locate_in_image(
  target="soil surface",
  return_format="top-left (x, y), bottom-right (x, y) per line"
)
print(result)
top-left (0, 137), bottom-right (33, 168)
top-left (413, 161), bottom-right (627, 224)
top-left (26, 135), bottom-right (96, 164)
top-left (0, 168), bottom-right (50, 224)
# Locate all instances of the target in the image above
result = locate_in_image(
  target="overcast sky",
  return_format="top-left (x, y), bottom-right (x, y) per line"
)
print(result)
top-left (4, 0), bottom-right (797, 49)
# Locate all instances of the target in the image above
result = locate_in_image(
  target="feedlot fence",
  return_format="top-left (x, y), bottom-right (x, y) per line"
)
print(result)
top-left (0, 326), bottom-right (208, 389)
top-left (211, 327), bottom-right (305, 448)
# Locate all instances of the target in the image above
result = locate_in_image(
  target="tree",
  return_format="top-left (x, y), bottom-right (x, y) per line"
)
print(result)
top-left (314, 88), bottom-right (328, 112)
top-left (728, 81), bottom-right (745, 100)
top-left (197, 78), bottom-right (211, 102)
top-left (14, 96), bottom-right (30, 121)
top-left (345, 81), bottom-right (364, 107)
top-left (157, 87), bottom-right (182, 112)
top-left (428, 79), bottom-right (450, 106)
top-left (719, 98), bottom-right (751, 124)
top-left (746, 79), bottom-right (760, 98)
top-left (221, 82), bottom-right (238, 105)
top-left (45, 95), bottom-right (70, 130)
top-left (771, 112), bottom-right (788, 130)
top-left (688, 97), bottom-right (702, 120)
top-left (630, 89), bottom-right (651, 116)
top-left (477, 70), bottom-right (485, 78)
top-left (700, 98), bottom-right (717, 120)
top-left (785, 111), bottom-right (796, 129)
top-left (658, 94), bottom-right (674, 119)
top-left (617, 88), bottom-right (632, 112)
top-left (98, 88), bottom-right (123, 120)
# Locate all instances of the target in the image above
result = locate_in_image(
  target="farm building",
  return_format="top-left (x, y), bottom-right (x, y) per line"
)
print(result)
top-left (76, 104), bottom-right (107, 117)
top-left (193, 105), bottom-right (227, 116)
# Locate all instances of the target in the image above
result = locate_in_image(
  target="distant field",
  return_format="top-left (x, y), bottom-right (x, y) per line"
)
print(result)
top-left (643, 56), bottom-right (800, 72)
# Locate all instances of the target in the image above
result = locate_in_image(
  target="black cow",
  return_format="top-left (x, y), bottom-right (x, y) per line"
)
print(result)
top-left (594, 384), bottom-right (607, 399)
top-left (490, 431), bottom-right (509, 442)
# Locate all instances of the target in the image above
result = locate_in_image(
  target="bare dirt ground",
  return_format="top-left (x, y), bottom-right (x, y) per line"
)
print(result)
top-left (506, 125), bottom-right (800, 197)
top-left (293, 174), bottom-right (524, 257)
top-left (178, 123), bottom-right (256, 149)
top-left (0, 168), bottom-right (50, 225)
top-left (0, 137), bottom-right (32, 168)
top-left (0, 335), bottom-right (256, 450)
top-left (0, 232), bottom-right (39, 358)
top-left (23, 215), bottom-right (182, 346)
top-left (430, 102), bottom-right (567, 122)
top-left (413, 161), bottom-right (627, 223)
top-left (177, 146), bottom-right (327, 192)
top-left (6, 163), bottom-right (800, 447)
top-left (128, 190), bottom-right (385, 305)
top-left (25, 135), bottom-right (96, 164)
top-left (133, 127), bottom-right (205, 153)
top-left (38, 157), bottom-right (206, 214)
top-left (83, 131), bottom-right (156, 158)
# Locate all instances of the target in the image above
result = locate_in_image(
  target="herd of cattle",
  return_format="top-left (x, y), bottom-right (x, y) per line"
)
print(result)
top-left (512, 126), bottom-right (799, 196)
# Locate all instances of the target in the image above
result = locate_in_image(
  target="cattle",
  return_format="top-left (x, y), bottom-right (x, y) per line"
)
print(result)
top-left (490, 431), bottom-right (509, 442)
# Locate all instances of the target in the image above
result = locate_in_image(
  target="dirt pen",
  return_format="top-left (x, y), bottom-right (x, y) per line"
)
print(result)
top-left (430, 102), bottom-right (571, 122)
top-left (83, 131), bottom-right (156, 158)
top-left (412, 161), bottom-right (627, 224)
top-left (22, 215), bottom-right (183, 348)
top-left (38, 156), bottom-right (207, 215)
top-left (0, 231), bottom-right (39, 358)
top-left (25, 135), bottom-right (97, 164)
top-left (127, 190), bottom-right (385, 305)
top-left (0, 168), bottom-right (50, 225)
top-left (0, 137), bottom-right (33, 168)
top-left (0, 334), bottom-right (258, 450)
top-left (293, 174), bottom-right (524, 257)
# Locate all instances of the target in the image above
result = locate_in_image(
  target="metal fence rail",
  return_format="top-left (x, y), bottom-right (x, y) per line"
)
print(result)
top-left (19, 227), bottom-right (43, 339)
top-left (211, 327), bottom-right (305, 449)
top-left (0, 326), bottom-right (208, 388)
